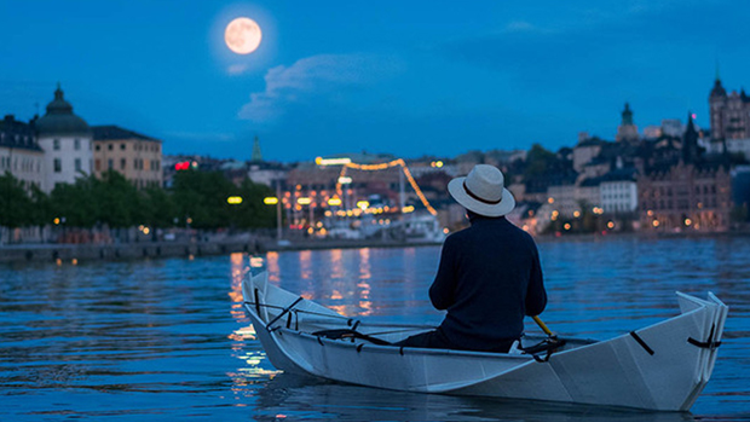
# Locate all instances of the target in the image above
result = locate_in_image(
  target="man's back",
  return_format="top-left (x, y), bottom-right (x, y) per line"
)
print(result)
top-left (429, 215), bottom-right (546, 351)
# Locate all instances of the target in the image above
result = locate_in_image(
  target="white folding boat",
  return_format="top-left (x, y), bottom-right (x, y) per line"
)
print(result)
top-left (242, 271), bottom-right (727, 411)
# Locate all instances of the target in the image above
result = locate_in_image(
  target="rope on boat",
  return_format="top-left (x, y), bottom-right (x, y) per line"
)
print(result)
top-left (243, 300), bottom-right (438, 330)
top-left (264, 296), bottom-right (304, 331)
top-left (687, 323), bottom-right (722, 350)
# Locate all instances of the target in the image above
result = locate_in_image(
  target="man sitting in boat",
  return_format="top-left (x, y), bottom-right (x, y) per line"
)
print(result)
top-left (396, 164), bottom-right (547, 353)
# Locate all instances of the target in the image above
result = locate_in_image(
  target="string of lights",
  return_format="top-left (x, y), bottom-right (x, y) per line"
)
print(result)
top-left (333, 158), bottom-right (438, 216)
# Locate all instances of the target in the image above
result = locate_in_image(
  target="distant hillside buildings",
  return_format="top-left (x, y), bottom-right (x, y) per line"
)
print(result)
top-left (5, 76), bottom-right (748, 236)
top-left (637, 115), bottom-right (732, 232)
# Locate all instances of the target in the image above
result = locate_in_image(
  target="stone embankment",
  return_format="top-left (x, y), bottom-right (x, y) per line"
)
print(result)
top-left (0, 239), bottom-right (262, 264)
top-left (0, 237), bottom-right (444, 264)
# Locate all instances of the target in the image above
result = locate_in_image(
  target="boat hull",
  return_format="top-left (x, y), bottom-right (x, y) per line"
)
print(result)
top-left (242, 272), bottom-right (727, 411)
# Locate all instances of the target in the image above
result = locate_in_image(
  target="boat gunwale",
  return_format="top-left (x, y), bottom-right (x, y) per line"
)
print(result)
top-left (265, 323), bottom-right (604, 361)
top-left (248, 296), bottom-right (718, 362)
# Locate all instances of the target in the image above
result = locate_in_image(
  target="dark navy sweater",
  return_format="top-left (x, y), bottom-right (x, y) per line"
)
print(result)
top-left (429, 215), bottom-right (547, 351)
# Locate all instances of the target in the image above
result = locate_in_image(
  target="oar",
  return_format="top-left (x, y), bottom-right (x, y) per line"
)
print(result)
top-left (532, 315), bottom-right (555, 338)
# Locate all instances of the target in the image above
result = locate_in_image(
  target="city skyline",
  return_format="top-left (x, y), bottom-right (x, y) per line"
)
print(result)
top-left (1, 0), bottom-right (748, 162)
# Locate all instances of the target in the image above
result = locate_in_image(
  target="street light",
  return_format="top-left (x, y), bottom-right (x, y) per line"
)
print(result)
top-left (264, 193), bottom-right (282, 241)
top-left (227, 196), bottom-right (243, 205)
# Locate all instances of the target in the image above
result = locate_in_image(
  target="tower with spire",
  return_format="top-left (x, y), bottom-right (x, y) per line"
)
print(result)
top-left (709, 63), bottom-right (750, 142)
top-left (251, 135), bottom-right (263, 162)
top-left (709, 64), bottom-right (728, 141)
top-left (682, 112), bottom-right (699, 164)
top-left (616, 102), bottom-right (639, 143)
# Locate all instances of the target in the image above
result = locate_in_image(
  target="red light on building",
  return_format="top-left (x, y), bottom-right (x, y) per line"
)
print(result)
top-left (175, 161), bottom-right (191, 171)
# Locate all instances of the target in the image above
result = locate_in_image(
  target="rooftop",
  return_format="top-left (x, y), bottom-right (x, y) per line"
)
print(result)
top-left (34, 85), bottom-right (91, 137)
top-left (92, 125), bottom-right (160, 142)
top-left (0, 115), bottom-right (43, 152)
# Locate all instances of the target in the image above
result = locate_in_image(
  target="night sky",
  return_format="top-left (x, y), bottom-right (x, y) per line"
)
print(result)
top-left (1, 1), bottom-right (748, 162)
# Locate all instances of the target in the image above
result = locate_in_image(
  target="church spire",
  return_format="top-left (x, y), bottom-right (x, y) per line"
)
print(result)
top-left (683, 111), bottom-right (699, 164)
top-left (621, 102), bottom-right (633, 125)
top-left (251, 135), bottom-right (263, 162)
top-left (54, 82), bottom-right (64, 100)
top-left (616, 102), bottom-right (638, 143)
top-left (715, 59), bottom-right (721, 83)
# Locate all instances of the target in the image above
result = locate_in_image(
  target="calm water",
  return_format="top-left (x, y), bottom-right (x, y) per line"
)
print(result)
top-left (1, 236), bottom-right (749, 421)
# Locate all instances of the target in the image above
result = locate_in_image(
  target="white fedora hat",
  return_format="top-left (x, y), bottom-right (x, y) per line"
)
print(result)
top-left (447, 164), bottom-right (516, 217)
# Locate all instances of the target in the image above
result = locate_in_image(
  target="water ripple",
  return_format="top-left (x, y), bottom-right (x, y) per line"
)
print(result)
top-left (1, 238), bottom-right (749, 421)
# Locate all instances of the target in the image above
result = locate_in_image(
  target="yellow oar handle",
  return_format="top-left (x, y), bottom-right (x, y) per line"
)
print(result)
top-left (532, 315), bottom-right (554, 337)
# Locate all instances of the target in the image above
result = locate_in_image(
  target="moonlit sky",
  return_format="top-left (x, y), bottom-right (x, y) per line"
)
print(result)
top-left (1, 1), bottom-right (748, 162)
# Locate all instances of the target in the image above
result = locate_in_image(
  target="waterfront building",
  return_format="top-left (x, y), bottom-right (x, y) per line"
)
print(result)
top-left (0, 115), bottom-right (44, 191)
top-left (600, 168), bottom-right (638, 214)
top-left (576, 178), bottom-right (601, 209)
top-left (34, 85), bottom-right (93, 192)
top-left (92, 125), bottom-right (163, 188)
top-left (732, 165), bottom-right (750, 221)
top-left (637, 115), bottom-right (732, 232)
top-left (616, 103), bottom-right (639, 143)
top-left (547, 181), bottom-right (579, 218)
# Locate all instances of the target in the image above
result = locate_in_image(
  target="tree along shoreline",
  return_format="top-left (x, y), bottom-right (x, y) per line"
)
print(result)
top-left (0, 169), bottom-right (276, 245)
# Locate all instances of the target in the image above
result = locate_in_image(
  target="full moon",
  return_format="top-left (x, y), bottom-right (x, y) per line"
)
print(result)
top-left (224, 17), bottom-right (262, 55)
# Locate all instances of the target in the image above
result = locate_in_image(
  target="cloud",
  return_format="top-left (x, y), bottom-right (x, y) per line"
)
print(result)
top-left (164, 131), bottom-right (236, 142)
top-left (503, 21), bottom-right (544, 34)
top-left (238, 53), bottom-right (402, 123)
top-left (227, 64), bottom-right (249, 75)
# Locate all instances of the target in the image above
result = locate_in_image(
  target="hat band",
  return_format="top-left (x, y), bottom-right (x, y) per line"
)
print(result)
top-left (463, 181), bottom-right (502, 205)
